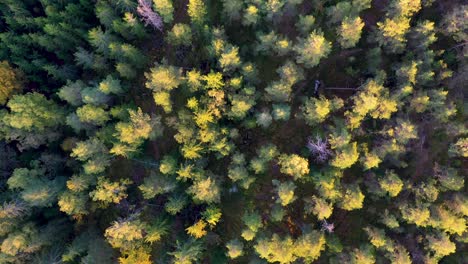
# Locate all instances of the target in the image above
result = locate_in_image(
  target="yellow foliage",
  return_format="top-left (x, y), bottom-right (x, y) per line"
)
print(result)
top-left (361, 151), bottom-right (381, 170)
top-left (410, 94), bottom-right (430, 113)
top-left (338, 17), bottom-right (365, 48)
top-left (203, 72), bottom-right (224, 89)
top-left (331, 142), bottom-right (359, 169)
top-left (377, 17), bottom-right (410, 42)
top-left (153, 91), bottom-right (172, 113)
top-left (0, 61), bottom-right (23, 105)
top-left (119, 248), bottom-right (152, 264)
top-left (186, 220), bottom-right (207, 239)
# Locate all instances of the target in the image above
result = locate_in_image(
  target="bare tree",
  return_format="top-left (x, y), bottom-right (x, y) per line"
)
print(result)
top-left (137, 0), bottom-right (163, 31)
top-left (307, 135), bottom-right (333, 163)
top-left (321, 220), bottom-right (334, 233)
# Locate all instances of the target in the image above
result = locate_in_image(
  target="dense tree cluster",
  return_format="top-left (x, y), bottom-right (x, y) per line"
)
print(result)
top-left (0, 0), bottom-right (466, 263)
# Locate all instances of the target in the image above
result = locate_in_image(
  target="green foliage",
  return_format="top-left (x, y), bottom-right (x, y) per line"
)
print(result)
top-left (76, 104), bottom-right (110, 125)
top-left (8, 167), bottom-right (64, 207)
top-left (304, 195), bottom-right (333, 220)
top-left (338, 17), bottom-right (365, 48)
top-left (2, 92), bottom-right (64, 132)
top-left (169, 239), bottom-right (203, 264)
top-left (302, 96), bottom-right (343, 125)
top-left (0, 0), bottom-right (466, 262)
top-left (153, 0), bottom-right (174, 23)
top-left (255, 231), bottom-right (326, 263)
top-left (139, 172), bottom-right (177, 199)
top-left (58, 191), bottom-right (88, 215)
top-left (272, 104), bottom-right (291, 120)
top-left (226, 239), bottom-right (243, 259)
top-left (219, 46), bottom-right (241, 72)
top-left (168, 24), bottom-right (192, 46)
top-left (379, 171), bottom-right (404, 197)
top-left (273, 180), bottom-right (297, 206)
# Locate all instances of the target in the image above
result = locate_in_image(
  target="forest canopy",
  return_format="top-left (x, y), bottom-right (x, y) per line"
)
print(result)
top-left (0, 0), bottom-right (466, 263)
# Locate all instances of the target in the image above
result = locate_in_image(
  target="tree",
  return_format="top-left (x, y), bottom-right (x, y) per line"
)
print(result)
top-left (137, 0), bottom-right (163, 31)
top-left (296, 15), bottom-right (315, 35)
top-left (265, 61), bottom-right (304, 102)
top-left (81, 87), bottom-right (110, 106)
top-left (187, 176), bottom-right (220, 203)
top-left (277, 154), bottom-right (310, 179)
top-left (1, 92), bottom-right (64, 132)
top-left (76, 104), bottom-right (110, 126)
top-left (364, 226), bottom-right (389, 249)
top-left (339, 184), bottom-right (364, 211)
top-left (165, 194), bottom-right (188, 215)
top-left (226, 239), bottom-right (243, 259)
top-left (145, 64), bottom-right (182, 112)
top-left (294, 31), bottom-right (332, 68)
top-left (399, 204), bottom-right (430, 227)
top-left (273, 180), bottom-right (297, 206)
top-left (58, 80), bottom-right (85, 106)
top-left (0, 61), bottom-right (23, 105)
top-left (202, 71), bottom-right (224, 89)
top-left (294, 231), bottom-right (326, 262)
top-left (302, 96), bottom-right (343, 125)
top-left (242, 211), bottom-right (263, 241)
top-left (139, 172), bottom-right (177, 199)
top-left (90, 177), bottom-right (131, 205)
top-left (331, 142), bottom-right (359, 169)
top-left (256, 111), bottom-right (273, 128)
top-left (441, 4), bottom-right (468, 42)
top-left (304, 195), bottom-right (333, 220)
top-left (186, 220), bottom-right (207, 239)
top-left (219, 46), bottom-right (241, 72)
top-left (58, 191), bottom-right (88, 215)
top-left (167, 23), bottom-right (192, 46)
top-left (187, 0), bottom-right (207, 25)
top-left (379, 171), bottom-right (404, 197)
top-left (376, 17), bottom-right (411, 53)
top-left (425, 232), bottom-right (456, 259)
top-left (7, 167), bottom-right (64, 207)
top-left (345, 80), bottom-right (397, 129)
top-left (202, 206), bottom-right (222, 226)
top-left (243, 5), bottom-right (259, 26)
top-left (350, 245), bottom-right (375, 264)
top-left (338, 17), bottom-right (365, 48)
top-left (112, 108), bottom-right (161, 156)
top-left (105, 218), bottom-right (144, 249)
top-left (449, 138), bottom-right (468, 158)
top-left (272, 104), bottom-right (291, 121)
top-left (388, 0), bottom-right (421, 17)
top-left (255, 234), bottom-right (297, 263)
top-left (0, 92), bottom-right (64, 149)
top-left (119, 247), bottom-right (152, 264)
top-left (169, 239), bottom-right (203, 264)
top-left (153, 0), bottom-right (174, 24)
top-left (99, 75), bottom-right (124, 95)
